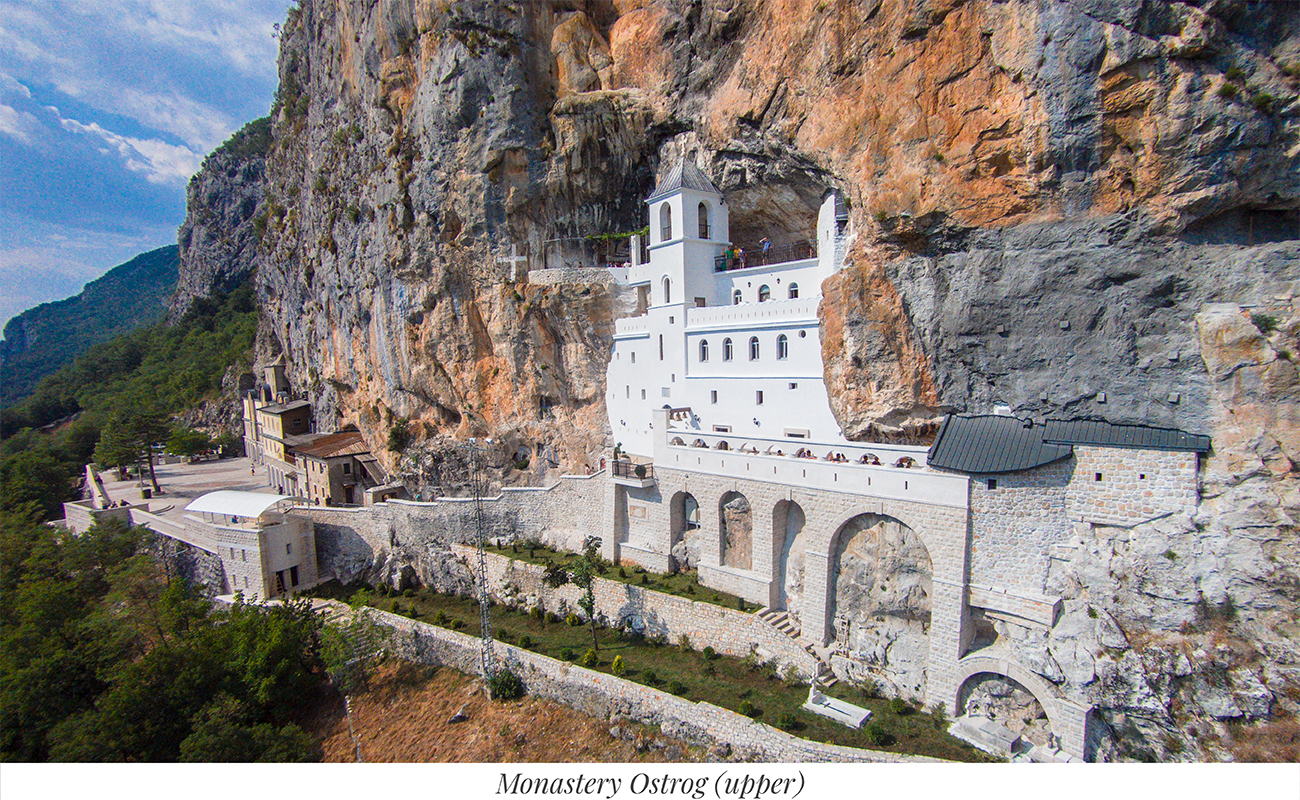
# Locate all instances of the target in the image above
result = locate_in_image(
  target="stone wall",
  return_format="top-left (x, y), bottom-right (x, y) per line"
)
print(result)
top-left (458, 544), bottom-right (818, 676)
top-left (1066, 447), bottom-right (1199, 527)
top-left (369, 607), bottom-right (940, 763)
top-left (966, 459), bottom-right (1074, 599)
top-left (299, 472), bottom-right (610, 586)
top-left (528, 267), bottom-right (624, 286)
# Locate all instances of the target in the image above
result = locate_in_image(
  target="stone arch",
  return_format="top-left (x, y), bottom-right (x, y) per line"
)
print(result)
top-left (773, 500), bottom-right (807, 623)
top-left (697, 201), bottom-right (710, 238)
top-left (661, 275), bottom-right (671, 304)
top-left (715, 440), bottom-right (730, 451)
top-left (669, 436), bottom-right (685, 446)
top-left (952, 657), bottom-right (1069, 750)
top-left (668, 490), bottom-right (701, 572)
top-left (659, 203), bottom-right (672, 242)
top-left (826, 512), bottom-right (933, 698)
top-left (718, 490), bottom-right (752, 570)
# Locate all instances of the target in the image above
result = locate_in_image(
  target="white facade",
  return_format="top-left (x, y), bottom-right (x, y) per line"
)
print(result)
top-left (606, 165), bottom-right (851, 457)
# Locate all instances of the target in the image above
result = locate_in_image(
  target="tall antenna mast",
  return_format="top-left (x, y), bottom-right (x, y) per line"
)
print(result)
top-left (467, 438), bottom-right (497, 684)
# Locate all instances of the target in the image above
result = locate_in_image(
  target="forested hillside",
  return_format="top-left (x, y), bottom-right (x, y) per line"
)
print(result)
top-left (0, 245), bottom-right (179, 407)
top-left (0, 284), bottom-right (257, 520)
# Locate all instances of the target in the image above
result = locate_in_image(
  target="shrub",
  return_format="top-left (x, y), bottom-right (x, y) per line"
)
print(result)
top-left (778, 712), bottom-right (798, 731)
top-left (1252, 313), bottom-right (1279, 335)
top-left (1252, 92), bottom-right (1278, 113)
top-left (889, 697), bottom-right (911, 716)
top-left (929, 703), bottom-right (948, 730)
top-left (618, 567), bottom-right (627, 578)
top-left (736, 597), bottom-right (747, 611)
top-left (634, 464), bottom-right (647, 479)
top-left (1164, 549), bottom-right (1178, 561)
top-left (403, 588), bottom-right (415, 597)
top-left (857, 676), bottom-right (880, 700)
top-left (702, 646), bottom-right (717, 661)
top-left (488, 668), bottom-right (525, 700)
top-left (565, 612), bottom-right (581, 627)
top-left (678, 634), bottom-right (692, 652)
top-left (408, 607), bottom-right (419, 619)
top-left (497, 628), bottom-right (512, 642)
top-left (611, 655), bottom-right (626, 676)
top-left (739, 699), bottom-right (758, 718)
top-left (530, 606), bottom-right (543, 621)
top-left (668, 680), bottom-right (688, 696)
top-left (1225, 66), bottom-right (1246, 82)
top-left (1217, 83), bottom-right (1239, 99)
top-left (864, 722), bottom-right (890, 747)
top-left (1087, 606), bottom-right (1098, 619)
top-left (640, 574), bottom-right (649, 585)
top-left (387, 419), bottom-right (411, 452)
top-left (451, 619), bottom-right (466, 630)
top-left (781, 665), bottom-right (802, 687)
top-left (546, 611), bottom-right (560, 625)
top-left (559, 647), bottom-right (576, 661)
top-left (703, 662), bottom-right (716, 677)
top-left (433, 610), bottom-right (448, 625)
top-left (581, 648), bottom-right (599, 668)
top-left (519, 635), bottom-right (533, 649)
top-left (642, 670), bottom-right (659, 686)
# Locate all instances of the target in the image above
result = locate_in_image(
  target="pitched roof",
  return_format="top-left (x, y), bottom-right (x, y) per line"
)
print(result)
top-left (647, 160), bottom-right (720, 201)
top-left (293, 430), bottom-right (370, 459)
top-left (927, 414), bottom-right (1073, 474)
top-left (1042, 419), bottom-right (1211, 453)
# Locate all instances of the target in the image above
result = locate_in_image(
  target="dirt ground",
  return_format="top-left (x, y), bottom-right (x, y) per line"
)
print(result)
top-left (307, 662), bottom-right (700, 763)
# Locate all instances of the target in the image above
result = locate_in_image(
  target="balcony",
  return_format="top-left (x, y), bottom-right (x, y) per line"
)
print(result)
top-left (611, 459), bottom-right (656, 488)
top-left (714, 240), bottom-right (815, 272)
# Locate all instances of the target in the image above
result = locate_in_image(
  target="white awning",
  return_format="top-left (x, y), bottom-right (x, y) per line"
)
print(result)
top-left (185, 491), bottom-right (301, 518)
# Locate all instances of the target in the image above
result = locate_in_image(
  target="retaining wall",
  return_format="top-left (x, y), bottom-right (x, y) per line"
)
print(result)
top-left (370, 607), bottom-right (939, 763)
top-left (455, 544), bottom-right (818, 677)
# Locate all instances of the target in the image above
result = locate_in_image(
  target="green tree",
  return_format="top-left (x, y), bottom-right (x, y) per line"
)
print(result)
top-left (542, 536), bottom-right (605, 651)
top-left (167, 427), bottom-right (213, 457)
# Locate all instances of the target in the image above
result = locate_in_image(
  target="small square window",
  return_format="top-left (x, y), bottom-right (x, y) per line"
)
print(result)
top-left (789, 382), bottom-right (798, 389)
top-left (662, 387), bottom-right (671, 397)
top-left (756, 390), bottom-right (764, 405)
top-left (286, 543), bottom-right (292, 555)
top-left (1095, 472), bottom-right (1103, 482)
top-left (1139, 473), bottom-right (1146, 480)
top-left (987, 478), bottom-right (997, 490)
top-left (711, 390), bottom-right (718, 404)
top-left (343, 463), bottom-right (351, 474)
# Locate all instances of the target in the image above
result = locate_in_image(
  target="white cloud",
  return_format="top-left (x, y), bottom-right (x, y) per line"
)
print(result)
top-left (0, 72), bottom-right (32, 99)
top-left (59, 114), bottom-right (202, 184)
top-left (0, 101), bottom-right (41, 144)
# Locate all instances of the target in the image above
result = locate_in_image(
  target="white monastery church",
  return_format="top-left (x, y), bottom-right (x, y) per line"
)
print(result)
top-left (606, 160), bottom-right (849, 456)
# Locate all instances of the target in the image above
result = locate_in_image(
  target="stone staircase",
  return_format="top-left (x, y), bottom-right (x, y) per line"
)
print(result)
top-left (756, 606), bottom-right (838, 687)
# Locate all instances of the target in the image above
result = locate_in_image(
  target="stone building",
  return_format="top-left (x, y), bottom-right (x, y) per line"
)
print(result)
top-left (296, 430), bottom-right (384, 506)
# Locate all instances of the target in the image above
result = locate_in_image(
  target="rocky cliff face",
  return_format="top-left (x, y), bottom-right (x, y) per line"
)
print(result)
top-left (226, 0), bottom-right (1300, 759)
top-left (170, 118), bottom-right (271, 321)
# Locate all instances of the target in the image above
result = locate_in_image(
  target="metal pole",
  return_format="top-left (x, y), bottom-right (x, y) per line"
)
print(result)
top-left (468, 439), bottom-right (497, 684)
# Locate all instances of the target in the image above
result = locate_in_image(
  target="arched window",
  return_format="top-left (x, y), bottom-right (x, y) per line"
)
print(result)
top-left (699, 339), bottom-right (709, 362)
top-left (777, 334), bottom-right (788, 360)
top-left (758, 284), bottom-right (771, 302)
top-left (723, 338), bottom-right (733, 361)
top-left (662, 276), bottom-right (671, 304)
top-left (732, 289), bottom-right (742, 305)
top-left (749, 336), bottom-right (760, 360)
top-left (788, 283), bottom-right (799, 299)
top-left (698, 201), bottom-right (710, 239)
top-left (659, 203), bottom-right (672, 242)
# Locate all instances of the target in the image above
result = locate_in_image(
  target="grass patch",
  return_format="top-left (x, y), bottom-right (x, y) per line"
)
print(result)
top-left (311, 580), bottom-right (988, 761)
top-left (485, 542), bottom-right (754, 613)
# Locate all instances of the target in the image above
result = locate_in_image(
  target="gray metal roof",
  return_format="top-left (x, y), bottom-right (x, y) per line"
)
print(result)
top-left (1042, 419), bottom-right (1210, 453)
top-left (648, 160), bottom-right (720, 201)
top-left (927, 415), bottom-right (1073, 474)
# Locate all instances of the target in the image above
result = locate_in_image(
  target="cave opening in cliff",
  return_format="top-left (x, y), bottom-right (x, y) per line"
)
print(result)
top-left (722, 180), bottom-right (832, 255)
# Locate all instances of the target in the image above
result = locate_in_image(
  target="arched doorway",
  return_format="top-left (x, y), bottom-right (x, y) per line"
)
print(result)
top-left (774, 500), bottom-right (807, 623)
top-left (829, 513), bottom-right (933, 697)
top-left (669, 491), bottom-right (701, 572)
top-left (719, 491), bottom-right (752, 570)
top-left (957, 672), bottom-right (1052, 749)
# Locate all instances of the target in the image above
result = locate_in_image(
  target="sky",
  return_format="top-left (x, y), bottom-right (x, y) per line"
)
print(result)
top-left (0, 0), bottom-right (294, 328)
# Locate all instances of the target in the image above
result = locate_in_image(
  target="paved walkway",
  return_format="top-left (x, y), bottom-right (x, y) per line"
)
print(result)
top-left (98, 456), bottom-right (278, 525)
